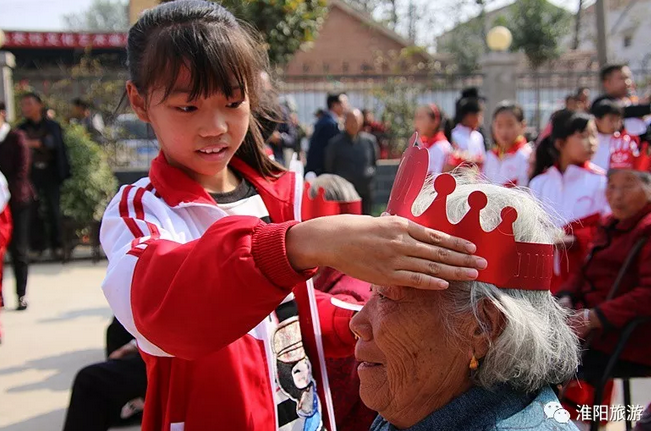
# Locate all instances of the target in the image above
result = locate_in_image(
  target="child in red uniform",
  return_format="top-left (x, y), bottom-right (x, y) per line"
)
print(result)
top-left (413, 104), bottom-right (452, 175)
top-left (530, 110), bottom-right (609, 293)
top-left (101, 2), bottom-right (486, 430)
top-left (483, 102), bottom-right (532, 187)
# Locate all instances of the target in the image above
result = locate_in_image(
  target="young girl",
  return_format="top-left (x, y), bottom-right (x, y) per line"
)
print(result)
top-left (101, 2), bottom-right (485, 431)
top-left (529, 109), bottom-right (608, 292)
top-left (483, 102), bottom-right (533, 187)
top-left (413, 103), bottom-right (452, 175)
top-left (450, 96), bottom-right (486, 169)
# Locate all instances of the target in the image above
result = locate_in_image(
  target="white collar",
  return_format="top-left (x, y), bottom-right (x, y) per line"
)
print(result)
top-left (0, 123), bottom-right (10, 143)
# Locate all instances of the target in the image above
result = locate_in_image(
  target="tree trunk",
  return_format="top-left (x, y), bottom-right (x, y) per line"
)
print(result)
top-left (389, 0), bottom-right (398, 30)
top-left (573, 0), bottom-right (584, 50)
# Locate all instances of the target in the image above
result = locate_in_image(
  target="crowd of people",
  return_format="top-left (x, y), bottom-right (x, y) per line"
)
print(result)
top-left (1, 1), bottom-right (651, 430)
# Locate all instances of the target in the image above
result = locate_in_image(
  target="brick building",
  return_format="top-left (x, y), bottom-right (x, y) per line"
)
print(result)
top-left (129, 0), bottom-right (435, 76)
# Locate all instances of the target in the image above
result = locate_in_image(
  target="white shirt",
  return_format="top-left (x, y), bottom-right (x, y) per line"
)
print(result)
top-left (528, 163), bottom-right (609, 228)
top-left (0, 171), bottom-right (9, 213)
top-left (593, 132), bottom-right (638, 171)
top-left (0, 123), bottom-right (10, 143)
top-left (421, 136), bottom-right (453, 174)
top-left (483, 142), bottom-right (533, 187)
top-left (451, 125), bottom-right (486, 159)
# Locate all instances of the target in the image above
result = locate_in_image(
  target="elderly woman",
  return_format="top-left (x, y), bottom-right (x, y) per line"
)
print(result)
top-left (557, 147), bottom-right (651, 429)
top-left (350, 170), bottom-right (581, 430)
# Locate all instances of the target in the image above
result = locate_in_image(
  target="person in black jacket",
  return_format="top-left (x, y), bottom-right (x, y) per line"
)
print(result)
top-left (0, 101), bottom-right (35, 310)
top-left (324, 109), bottom-right (378, 215)
top-left (591, 64), bottom-right (651, 142)
top-left (18, 92), bottom-right (71, 258)
top-left (306, 93), bottom-right (349, 175)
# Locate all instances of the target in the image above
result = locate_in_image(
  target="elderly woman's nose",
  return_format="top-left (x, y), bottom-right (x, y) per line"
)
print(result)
top-left (350, 305), bottom-right (373, 341)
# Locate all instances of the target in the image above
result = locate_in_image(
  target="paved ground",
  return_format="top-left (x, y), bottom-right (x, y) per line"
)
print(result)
top-left (0, 261), bottom-right (648, 431)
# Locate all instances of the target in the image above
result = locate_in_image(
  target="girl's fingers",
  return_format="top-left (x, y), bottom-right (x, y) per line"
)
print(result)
top-left (407, 239), bottom-right (488, 270)
top-left (394, 256), bottom-right (480, 289)
top-left (389, 270), bottom-right (449, 290)
top-left (407, 220), bottom-right (477, 255)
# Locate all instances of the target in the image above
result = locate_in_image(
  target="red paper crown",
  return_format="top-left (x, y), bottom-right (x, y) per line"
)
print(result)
top-left (386, 133), bottom-right (554, 290)
top-left (609, 134), bottom-right (651, 172)
top-left (301, 183), bottom-right (362, 221)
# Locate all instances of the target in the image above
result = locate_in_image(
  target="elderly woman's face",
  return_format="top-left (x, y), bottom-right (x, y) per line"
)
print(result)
top-left (350, 285), bottom-right (472, 428)
top-left (606, 170), bottom-right (651, 220)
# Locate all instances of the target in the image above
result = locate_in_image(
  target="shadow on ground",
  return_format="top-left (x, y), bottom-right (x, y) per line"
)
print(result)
top-left (0, 348), bottom-right (104, 393)
top-left (39, 307), bottom-right (112, 324)
top-left (0, 408), bottom-right (67, 431)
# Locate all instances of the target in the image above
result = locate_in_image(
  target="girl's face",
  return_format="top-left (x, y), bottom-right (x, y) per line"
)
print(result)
top-left (606, 170), bottom-right (651, 221)
top-left (414, 107), bottom-right (439, 137)
top-left (493, 111), bottom-right (525, 149)
top-left (127, 68), bottom-right (250, 179)
top-left (463, 111), bottom-right (483, 130)
top-left (557, 120), bottom-right (598, 165)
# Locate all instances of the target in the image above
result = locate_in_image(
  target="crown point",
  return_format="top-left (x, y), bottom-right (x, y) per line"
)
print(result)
top-left (501, 207), bottom-right (518, 225)
top-left (468, 191), bottom-right (488, 210)
top-left (434, 174), bottom-right (456, 196)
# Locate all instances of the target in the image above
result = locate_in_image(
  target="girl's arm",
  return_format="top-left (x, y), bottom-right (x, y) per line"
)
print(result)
top-left (102, 186), bottom-right (315, 361)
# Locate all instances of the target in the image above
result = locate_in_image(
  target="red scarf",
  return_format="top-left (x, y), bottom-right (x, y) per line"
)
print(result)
top-left (491, 135), bottom-right (528, 158)
top-left (420, 132), bottom-right (448, 149)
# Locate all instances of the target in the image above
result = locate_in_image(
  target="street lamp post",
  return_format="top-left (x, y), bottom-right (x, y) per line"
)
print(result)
top-left (480, 26), bottom-right (518, 130)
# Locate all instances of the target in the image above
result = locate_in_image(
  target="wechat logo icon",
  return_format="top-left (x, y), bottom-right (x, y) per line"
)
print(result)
top-left (544, 401), bottom-right (571, 424)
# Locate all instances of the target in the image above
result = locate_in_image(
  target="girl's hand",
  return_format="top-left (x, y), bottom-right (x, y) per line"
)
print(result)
top-left (287, 215), bottom-right (487, 290)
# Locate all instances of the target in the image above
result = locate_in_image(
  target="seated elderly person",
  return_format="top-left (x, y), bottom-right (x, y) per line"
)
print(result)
top-left (557, 143), bottom-right (651, 425)
top-left (350, 153), bottom-right (581, 430)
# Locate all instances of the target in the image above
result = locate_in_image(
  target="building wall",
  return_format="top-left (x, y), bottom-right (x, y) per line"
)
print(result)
top-left (579, 0), bottom-right (651, 70)
top-left (284, 5), bottom-right (424, 76)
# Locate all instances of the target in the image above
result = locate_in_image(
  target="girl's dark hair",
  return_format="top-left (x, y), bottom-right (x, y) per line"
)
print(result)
top-left (455, 97), bottom-right (484, 124)
top-left (493, 101), bottom-right (525, 123)
top-left (422, 103), bottom-right (454, 142)
top-left (530, 109), bottom-right (593, 180)
top-left (127, 0), bottom-right (282, 177)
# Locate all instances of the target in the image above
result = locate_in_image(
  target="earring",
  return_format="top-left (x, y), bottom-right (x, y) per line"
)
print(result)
top-left (469, 355), bottom-right (479, 371)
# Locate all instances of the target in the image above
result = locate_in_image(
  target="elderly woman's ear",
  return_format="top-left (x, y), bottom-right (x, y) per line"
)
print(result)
top-left (466, 299), bottom-right (506, 361)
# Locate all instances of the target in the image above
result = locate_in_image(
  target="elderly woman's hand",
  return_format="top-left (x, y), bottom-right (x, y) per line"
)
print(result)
top-left (287, 214), bottom-right (487, 290)
top-left (568, 308), bottom-right (602, 339)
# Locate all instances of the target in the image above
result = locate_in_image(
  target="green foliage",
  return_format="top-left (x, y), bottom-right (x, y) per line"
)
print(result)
top-left (214, 0), bottom-right (329, 66)
top-left (438, 18), bottom-right (486, 73)
top-left (374, 78), bottom-right (419, 157)
top-left (63, 0), bottom-right (129, 32)
top-left (61, 125), bottom-right (118, 223)
top-left (14, 55), bottom-right (127, 123)
top-left (507, 0), bottom-right (572, 70)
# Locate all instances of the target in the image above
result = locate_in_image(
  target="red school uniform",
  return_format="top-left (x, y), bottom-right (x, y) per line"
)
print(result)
top-left (529, 162), bottom-right (609, 292)
top-left (100, 154), bottom-right (356, 431)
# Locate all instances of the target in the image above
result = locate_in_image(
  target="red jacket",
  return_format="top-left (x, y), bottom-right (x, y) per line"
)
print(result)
top-left (314, 268), bottom-right (376, 431)
top-left (100, 154), bottom-right (356, 431)
top-left (558, 203), bottom-right (651, 366)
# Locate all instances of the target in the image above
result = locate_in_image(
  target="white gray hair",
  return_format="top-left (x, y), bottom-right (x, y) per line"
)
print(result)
top-left (307, 174), bottom-right (361, 203)
top-left (414, 171), bottom-right (580, 393)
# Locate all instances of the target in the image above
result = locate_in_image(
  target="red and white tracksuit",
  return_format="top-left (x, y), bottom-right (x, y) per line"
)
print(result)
top-left (100, 154), bottom-right (357, 431)
top-left (420, 132), bottom-right (452, 175)
top-left (482, 137), bottom-right (532, 187)
top-left (529, 163), bottom-right (609, 292)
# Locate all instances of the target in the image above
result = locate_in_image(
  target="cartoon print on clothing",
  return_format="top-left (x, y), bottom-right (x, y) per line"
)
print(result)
top-left (273, 297), bottom-right (322, 431)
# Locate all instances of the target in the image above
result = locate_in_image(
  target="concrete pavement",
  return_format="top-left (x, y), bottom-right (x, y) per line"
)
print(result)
top-left (0, 261), bottom-right (648, 430)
